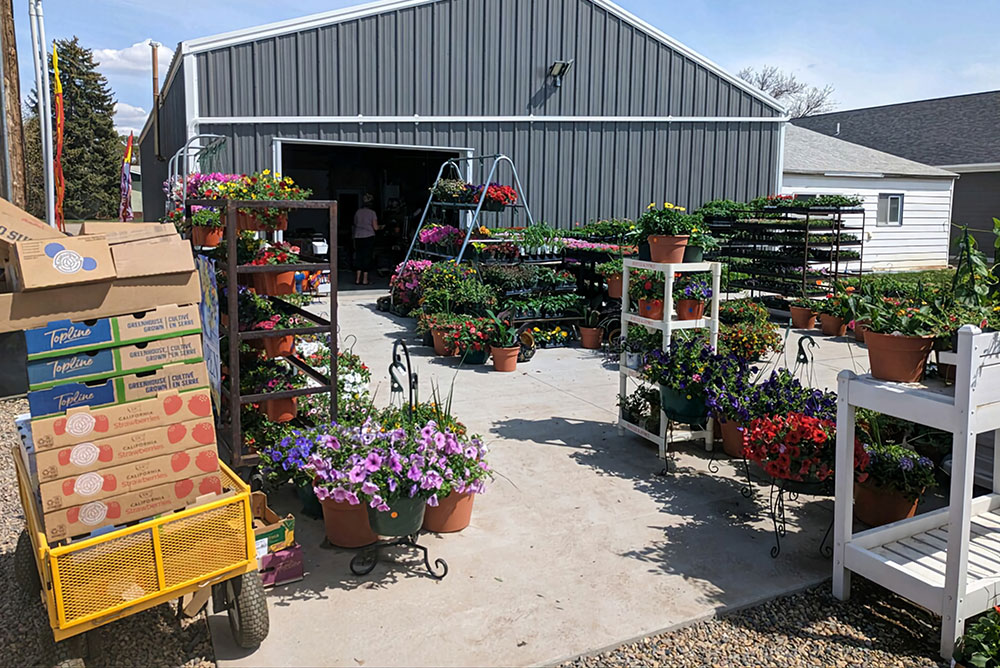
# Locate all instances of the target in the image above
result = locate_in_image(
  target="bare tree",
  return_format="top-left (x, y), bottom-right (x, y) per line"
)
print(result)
top-left (738, 65), bottom-right (836, 118)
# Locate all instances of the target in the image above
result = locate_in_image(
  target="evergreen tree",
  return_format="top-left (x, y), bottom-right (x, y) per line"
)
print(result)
top-left (26, 37), bottom-right (121, 220)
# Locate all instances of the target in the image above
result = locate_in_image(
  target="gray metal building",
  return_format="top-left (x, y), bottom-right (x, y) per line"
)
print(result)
top-left (139, 0), bottom-right (786, 232)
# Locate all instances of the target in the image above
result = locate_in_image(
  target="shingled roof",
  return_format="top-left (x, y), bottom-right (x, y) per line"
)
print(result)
top-left (793, 90), bottom-right (1000, 166)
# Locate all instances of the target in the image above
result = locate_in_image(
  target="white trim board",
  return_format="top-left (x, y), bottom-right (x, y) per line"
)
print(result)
top-left (936, 163), bottom-right (1000, 174)
top-left (197, 114), bottom-right (789, 126)
top-left (178, 0), bottom-right (784, 114)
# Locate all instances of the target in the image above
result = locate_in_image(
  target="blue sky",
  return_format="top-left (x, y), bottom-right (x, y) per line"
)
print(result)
top-left (14, 0), bottom-right (1000, 134)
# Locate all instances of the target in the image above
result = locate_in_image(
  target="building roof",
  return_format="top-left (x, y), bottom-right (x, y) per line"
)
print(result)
top-left (793, 90), bottom-right (1000, 167)
top-left (783, 125), bottom-right (957, 179)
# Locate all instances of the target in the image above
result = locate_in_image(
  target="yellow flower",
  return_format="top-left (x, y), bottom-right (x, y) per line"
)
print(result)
top-left (664, 202), bottom-right (674, 209)
top-left (274, 172), bottom-right (281, 179)
top-left (647, 203), bottom-right (655, 210)
top-left (676, 206), bottom-right (686, 212)
top-left (262, 169), bottom-right (271, 175)
top-left (691, 227), bottom-right (698, 233)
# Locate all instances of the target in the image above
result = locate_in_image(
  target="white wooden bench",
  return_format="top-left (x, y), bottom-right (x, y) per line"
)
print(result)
top-left (833, 325), bottom-right (1000, 659)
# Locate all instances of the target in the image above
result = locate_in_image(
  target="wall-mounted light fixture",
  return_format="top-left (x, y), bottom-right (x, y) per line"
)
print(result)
top-left (548, 60), bottom-right (574, 87)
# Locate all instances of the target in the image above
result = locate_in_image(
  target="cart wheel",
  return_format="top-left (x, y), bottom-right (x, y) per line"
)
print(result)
top-left (226, 571), bottom-right (269, 649)
top-left (14, 530), bottom-right (41, 597)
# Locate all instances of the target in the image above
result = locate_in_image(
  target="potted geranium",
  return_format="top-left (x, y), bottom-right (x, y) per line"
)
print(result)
top-left (253, 312), bottom-right (303, 359)
top-left (853, 441), bottom-right (934, 526)
top-left (471, 183), bottom-right (518, 211)
top-left (486, 309), bottom-right (519, 372)
top-left (579, 309), bottom-right (604, 350)
top-left (637, 202), bottom-right (695, 263)
top-left (674, 273), bottom-right (712, 320)
top-left (789, 297), bottom-right (818, 330)
top-left (954, 607), bottom-right (1000, 668)
top-left (860, 299), bottom-right (941, 382)
top-left (249, 241), bottom-right (301, 295)
top-left (682, 222), bottom-right (719, 263)
top-left (628, 269), bottom-right (665, 320)
top-left (817, 289), bottom-right (851, 337)
top-left (596, 258), bottom-right (624, 299)
top-left (642, 335), bottom-right (712, 424)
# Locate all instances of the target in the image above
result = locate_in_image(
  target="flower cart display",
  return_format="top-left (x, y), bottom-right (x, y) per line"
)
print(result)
top-left (617, 257), bottom-right (722, 462)
top-left (833, 325), bottom-right (1000, 660)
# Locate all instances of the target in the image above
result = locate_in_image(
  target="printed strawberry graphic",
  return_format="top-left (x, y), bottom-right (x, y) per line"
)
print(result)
top-left (171, 452), bottom-right (190, 472)
top-left (62, 479), bottom-right (76, 496)
top-left (195, 450), bottom-right (218, 472)
top-left (174, 479), bottom-right (194, 498)
top-left (58, 449), bottom-right (71, 466)
top-left (66, 506), bottom-right (80, 524)
top-left (53, 418), bottom-right (66, 435)
top-left (167, 423), bottom-right (187, 444)
top-left (105, 501), bottom-right (121, 519)
top-left (98, 445), bottom-right (113, 462)
top-left (199, 476), bottom-right (222, 495)
top-left (191, 423), bottom-right (214, 445)
top-left (102, 474), bottom-right (117, 492)
top-left (94, 415), bottom-right (109, 432)
top-left (188, 394), bottom-right (211, 417)
top-left (164, 395), bottom-right (182, 415)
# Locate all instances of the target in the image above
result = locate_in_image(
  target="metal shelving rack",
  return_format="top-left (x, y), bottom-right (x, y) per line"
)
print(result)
top-left (618, 259), bottom-right (721, 460)
top-left (186, 198), bottom-right (339, 474)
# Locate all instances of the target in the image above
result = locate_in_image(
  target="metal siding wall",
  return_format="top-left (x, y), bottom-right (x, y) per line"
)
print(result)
top-left (139, 65), bottom-right (188, 218)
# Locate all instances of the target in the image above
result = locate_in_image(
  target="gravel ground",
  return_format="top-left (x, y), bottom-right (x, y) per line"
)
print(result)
top-left (0, 398), bottom-right (217, 668)
top-left (562, 578), bottom-right (948, 668)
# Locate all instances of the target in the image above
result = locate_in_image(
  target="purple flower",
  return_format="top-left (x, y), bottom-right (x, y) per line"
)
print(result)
top-left (464, 446), bottom-right (478, 460)
top-left (348, 465), bottom-right (366, 483)
top-left (427, 494), bottom-right (439, 507)
top-left (361, 481), bottom-right (379, 496)
top-left (900, 457), bottom-right (914, 471)
top-left (388, 477), bottom-right (398, 493)
top-left (389, 452), bottom-right (403, 474)
top-left (365, 451), bottom-right (383, 473)
top-left (407, 463), bottom-right (423, 481)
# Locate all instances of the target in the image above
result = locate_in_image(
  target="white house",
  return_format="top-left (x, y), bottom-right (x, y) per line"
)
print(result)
top-left (782, 125), bottom-right (958, 271)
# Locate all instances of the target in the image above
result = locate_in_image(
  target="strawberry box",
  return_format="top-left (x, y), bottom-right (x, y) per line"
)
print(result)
top-left (43, 471), bottom-right (224, 542)
top-left (27, 361), bottom-right (209, 418)
top-left (34, 418), bottom-right (216, 482)
top-left (30, 387), bottom-right (213, 451)
top-left (24, 303), bottom-right (202, 361)
top-left (27, 334), bottom-right (203, 389)
top-left (38, 443), bottom-right (220, 512)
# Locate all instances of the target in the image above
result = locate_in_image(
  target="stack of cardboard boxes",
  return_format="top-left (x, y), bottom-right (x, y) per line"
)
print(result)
top-left (0, 199), bottom-right (223, 544)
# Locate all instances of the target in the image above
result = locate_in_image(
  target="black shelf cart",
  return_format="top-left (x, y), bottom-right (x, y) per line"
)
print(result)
top-left (185, 197), bottom-right (339, 474)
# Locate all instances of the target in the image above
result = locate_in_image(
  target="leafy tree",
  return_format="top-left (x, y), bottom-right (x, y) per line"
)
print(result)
top-left (738, 65), bottom-right (836, 118)
top-left (25, 36), bottom-right (121, 220)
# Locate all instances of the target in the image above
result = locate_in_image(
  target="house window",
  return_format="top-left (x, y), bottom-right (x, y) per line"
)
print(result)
top-left (877, 193), bottom-right (903, 226)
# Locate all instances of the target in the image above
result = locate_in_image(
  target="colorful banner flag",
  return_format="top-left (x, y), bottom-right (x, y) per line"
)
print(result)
top-left (119, 133), bottom-right (134, 221)
top-left (52, 44), bottom-right (65, 232)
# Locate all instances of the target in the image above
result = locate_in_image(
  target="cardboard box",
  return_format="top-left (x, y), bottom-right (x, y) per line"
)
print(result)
top-left (27, 334), bottom-right (203, 389)
top-left (251, 491), bottom-right (295, 554)
top-left (0, 197), bottom-right (65, 252)
top-left (24, 303), bottom-right (202, 361)
top-left (34, 418), bottom-right (216, 482)
top-left (259, 544), bottom-right (304, 588)
top-left (27, 361), bottom-right (209, 418)
top-left (111, 234), bottom-right (195, 280)
top-left (0, 270), bottom-right (201, 334)
top-left (38, 443), bottom-right (219, 511)
top-left (79, 221), bottom-right (173, 245)
top-left (43, 471), bottom-right (223, 542)
top-left (30, 387), bottom-right (213, 451)
top-left (12, 236), bottom-right (116, 291)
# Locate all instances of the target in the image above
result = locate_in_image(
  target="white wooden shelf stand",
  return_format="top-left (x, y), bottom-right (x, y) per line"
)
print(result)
top-left (833, 325), bottom-right (1000, 659)
top-left (617, 258), bottom-right (721, 460)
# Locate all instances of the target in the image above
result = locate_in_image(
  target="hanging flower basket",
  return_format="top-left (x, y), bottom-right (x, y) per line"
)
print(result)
top-left (237, 210), bottom-right (288, 231)
top-left (320, 497), bottom-right (377, 548)
top-left (675, 299), bottom-right (704, 321)
top-left (262, 396), bottom-right (297, 423)
top-left (263, 335), bottom-right (295, 359)
top-left (647, 235), bottom-right (688, 263)
top-left (191, 226), bottom-right (224, 248)
top-left (253, 271), bottom-right (296, 296)
top-left (422, 492), bottom-right (475, 533)
top-left (659, 385), bottom-right (706, 423)
top-left (865, 332), bottom-right (934, 383)
top-left (367, 496), bottom-right (427, 537)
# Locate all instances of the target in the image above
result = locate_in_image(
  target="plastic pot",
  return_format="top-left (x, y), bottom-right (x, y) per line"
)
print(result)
top-left (638, 242), bottom-right (651, 261)
top-left (682, 245), bottom-right (704, 263)
top-left (606, 273), bottom-right (623, 299)
top-left (422, 492), bottom-right (475, 533)
top-left (296, 482), bottom-right (323, 519)
top-left (675, 299), bottom-right (704, 321)
top-left (459, 348), bottom-right (490, 365)
top-left (647, 235), bottom-right (689, 263)
top-left (659, 385), bottom-right (707, 423)
top-left (719, 419), bottom-right (745, 458)
top-left (263, 335), bottom-right (295, 359)
top-left (854, 481), bottom-right (922, 527)
top-left (579, 326), bottom-right (604, 350)
top-left (262, 396), bottom-right (297, 423)
top-left (789, 305), bottom-right (816, 329)
top-left (865, 331), bottom-right (934, 383)
top-left (819, 314), bottom-right (847, 337)
top-left (367, 496), bottom-right (426, 536)
top-left (491, 345), bottom-right (519, 372)
top-left (638, 298), bottom-right (664, 321)
top-left (431, 328), bottom-right (457, 356)
top-left (320, 497), bottom-right (377, 548)
top-left (253, 271), bottom-right (295, 296)
top-left (625, 352), bottom-right (643, 369)
top-left (191, 226), bottom-right (223, 248)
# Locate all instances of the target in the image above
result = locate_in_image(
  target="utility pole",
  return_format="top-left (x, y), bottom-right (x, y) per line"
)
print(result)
top-left (0, 0), bottom-right (24, 207)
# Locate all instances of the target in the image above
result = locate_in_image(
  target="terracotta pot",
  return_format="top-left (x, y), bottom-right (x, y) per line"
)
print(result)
top-left (638, 298), bottom-right (664, 321)
top-left (719, 420), bottom-right (745, 458)
top-left (854, 481), bottom-right (922, 527)
top-left (820, 314), bottom-right (847, 337)
top-left (647, 234), bottom-right (689, 263)
top-left (789, 305), bottom-right (816, 329)
top-left (865, 331), bottom-right (934, 383)
top-left (606, 273), bottom-right (623, 299)
top-left (263, 334), bottom-right (295, 358)
top-left (422, 492), bottom-right (475, 533)
top-left (253, 271), bottom-right (295, 296)
top-left (431, 328), bottom-right (457, 356)
top-left (491, 345), bottom-right (519, 372)
top-left (320, 497), bottom-right (377, 548)
top-left (191, 226), bottom-right (223, 248)
top-left (237, 211), bottom-right (288, 231)
top-left (262, 396), bottom-right (297, 423)
top-left (579, 326), bottom-right (604, 349)
top-left (853, 323), bottom-right (869, 343)
top-left (675, 299), bottom-right (704, 321)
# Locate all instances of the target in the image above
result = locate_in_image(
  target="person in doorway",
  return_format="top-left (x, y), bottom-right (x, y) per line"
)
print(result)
top-left (353, 193), bottom-right (379, 285)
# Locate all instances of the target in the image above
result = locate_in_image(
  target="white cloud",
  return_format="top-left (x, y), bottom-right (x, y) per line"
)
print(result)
top-left (93, 40), bottom-right (173, 76)
top-left (113, 101), bottom-right (147, 135)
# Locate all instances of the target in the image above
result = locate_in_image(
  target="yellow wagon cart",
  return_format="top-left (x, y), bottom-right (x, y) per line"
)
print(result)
top-left (12, 448), bottom-right (269, 667)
